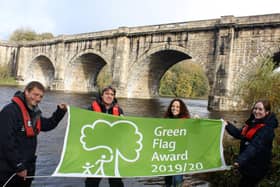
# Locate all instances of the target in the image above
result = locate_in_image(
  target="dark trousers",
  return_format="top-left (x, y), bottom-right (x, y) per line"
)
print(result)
top-left (164, 175), bottom-right (183, 187)
top-left (85, 177), bottom-right (124, 187)
top-left (0, 162), bottom-right (35, 187)
top-left (0, 175), bottom-right (32, 187)
top-left (239, 174), bottom-right (262, 187)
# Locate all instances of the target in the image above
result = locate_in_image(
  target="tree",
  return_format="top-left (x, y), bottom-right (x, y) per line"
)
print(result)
top-left (160, 71), bottom-right (177, 96)
top-left (239, 56), bottom-right (280, 112)
top-left (96, 66), bottom-right (112, 90)
top-left (80, 120), bottom-right (142, 176)
top-left (160, 61), bottom-right (209, 98)
top-left (9, 28), bottom-right (37, 41)
top-left (37, 32), bottom-right (54, 40)
top-left (9, 28), bottom-right (54, 41)
top-left (175, 74), bottom-right (192, 97)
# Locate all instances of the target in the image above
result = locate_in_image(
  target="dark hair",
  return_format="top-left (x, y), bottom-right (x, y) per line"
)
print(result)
top-left (246, 99), bottom-right (272, 123)
top-left (164, 98), bottom-right (190, 118)
top-left (24, 81), bottom-right (45, 92)
top-left (251, 99), bottom-right (271, 113)
top-left (101, 85), bottom-right (116, 96)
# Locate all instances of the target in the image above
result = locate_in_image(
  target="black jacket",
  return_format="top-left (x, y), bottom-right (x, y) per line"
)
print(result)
top-left (226, 113), bottom-right (278, 178)
top-left (0, 91), bottom-right (66, 179)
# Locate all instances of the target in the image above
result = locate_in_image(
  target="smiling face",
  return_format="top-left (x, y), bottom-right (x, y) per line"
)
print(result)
top-left (24, 87), bottom-right (44, 108)
top-left (171, 101), bottom-right (180, 117)
top-left (253, 102), bottom-right (269, 119)
top-left (101, 88), bottom-right (115, 106)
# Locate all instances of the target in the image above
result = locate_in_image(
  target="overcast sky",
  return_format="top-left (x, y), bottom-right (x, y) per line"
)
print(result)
top-left (0, 0), bottom-right (279, 40)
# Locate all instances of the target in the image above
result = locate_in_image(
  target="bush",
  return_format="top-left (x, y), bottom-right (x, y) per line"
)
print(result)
top-left (238, 57), bottom-right (280, 112)
top-left (0, 64), bottom-right (17, 85)
top-left (9, 28), bottom-right (54, 41)
top-left (0, 64), bottom-right (11, 79)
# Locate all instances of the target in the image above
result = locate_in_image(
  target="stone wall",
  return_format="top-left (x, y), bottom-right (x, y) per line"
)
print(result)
top-left (0, 41), bottom-right (19, 78)
top-left (0, 14), bottom-right (279, 111)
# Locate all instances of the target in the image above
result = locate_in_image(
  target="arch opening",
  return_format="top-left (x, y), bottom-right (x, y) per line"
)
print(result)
top-left (160, 60), bottom-right (209, 99)
top-left (273, 51), bottom-right (280, 68)
top-left (64, 53), bottom-right (107, 92)
top-left (25, 55), bottom-right (55, 89)
top-left (127, 49), bottom-right (192, 98)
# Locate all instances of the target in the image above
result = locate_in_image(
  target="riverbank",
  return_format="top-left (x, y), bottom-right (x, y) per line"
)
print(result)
top-left (0, 77), bottom-right (18, 86)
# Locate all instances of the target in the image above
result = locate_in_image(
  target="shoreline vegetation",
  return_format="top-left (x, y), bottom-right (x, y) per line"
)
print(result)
top-left (0, 78), bottom-right (18, 86)
top-left (199, 57), bottom-right (280, 186)
top-left (0, 64), bottom-right (18, 86)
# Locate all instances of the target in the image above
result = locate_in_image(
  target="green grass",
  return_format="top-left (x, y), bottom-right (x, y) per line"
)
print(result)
top-left (0, 77), bottom-right (18, 86)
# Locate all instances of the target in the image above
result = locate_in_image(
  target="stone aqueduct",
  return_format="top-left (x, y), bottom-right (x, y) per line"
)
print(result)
top-left (0, 14), bottom-right (280, 111)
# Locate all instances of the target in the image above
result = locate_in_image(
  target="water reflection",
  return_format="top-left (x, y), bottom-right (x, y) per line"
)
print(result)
top-left (0, 86), bottom-right (249, 187)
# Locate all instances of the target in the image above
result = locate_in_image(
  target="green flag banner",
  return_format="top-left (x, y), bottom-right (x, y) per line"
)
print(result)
top-left (53, 106), bottom-right (229, 178)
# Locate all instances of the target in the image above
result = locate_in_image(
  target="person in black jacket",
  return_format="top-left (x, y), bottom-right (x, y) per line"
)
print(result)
top-left (85, 85), bottom-right (124, 187)
top-left (0, 81), bottom-right (67, 187)
top-left (224, 99), bottom-right (278, 187)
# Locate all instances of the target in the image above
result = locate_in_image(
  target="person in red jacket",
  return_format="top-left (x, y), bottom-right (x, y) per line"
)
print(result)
top-left (0, 81), bottom-right (67, 187)
top-left (163, 98), bottom-right (191, 187)
top-left (85, 85), bottom-right (124, 187)
top-left (224, 99), bottom-right (278, 187)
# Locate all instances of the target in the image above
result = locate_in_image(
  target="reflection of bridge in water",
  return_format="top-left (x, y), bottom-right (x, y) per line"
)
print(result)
top-left (1, 14), bottom-right (280, 111)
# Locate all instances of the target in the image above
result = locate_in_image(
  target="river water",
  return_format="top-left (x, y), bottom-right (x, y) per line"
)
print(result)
top-left (0, 86), bottom-right (249, 187)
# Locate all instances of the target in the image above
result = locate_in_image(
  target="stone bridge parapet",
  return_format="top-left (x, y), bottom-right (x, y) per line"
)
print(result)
top-left (1, 13), bottom-right (280, 111)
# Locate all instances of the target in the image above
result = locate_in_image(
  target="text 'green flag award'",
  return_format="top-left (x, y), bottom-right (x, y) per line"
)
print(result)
top-left (53, 106), bottom-right (229, 177)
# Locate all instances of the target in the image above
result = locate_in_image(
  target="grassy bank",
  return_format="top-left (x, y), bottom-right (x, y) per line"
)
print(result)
top-left (0, 64), bottom-right (18, 86)
top-left (0, 77), bottom-right (18, 86)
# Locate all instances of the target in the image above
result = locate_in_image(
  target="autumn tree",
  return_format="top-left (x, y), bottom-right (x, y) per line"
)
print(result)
top-left (160, 61), bottom-right (209, 98)
top-left (160, 71), bottom-right (177, 96)
top-left (96, 66), bottom-right (112, 91)
top-left (9, 28), bottom-right (54, 41)
top-left (239, 56), bottom-right (280, 112)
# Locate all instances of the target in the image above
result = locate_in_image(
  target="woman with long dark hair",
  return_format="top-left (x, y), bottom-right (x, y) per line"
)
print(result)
top-left (164, 98), bottom-right (191, 187)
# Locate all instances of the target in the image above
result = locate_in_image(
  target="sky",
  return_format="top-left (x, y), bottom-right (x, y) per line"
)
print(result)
top-left (0, 0), bottom-right (279, 40)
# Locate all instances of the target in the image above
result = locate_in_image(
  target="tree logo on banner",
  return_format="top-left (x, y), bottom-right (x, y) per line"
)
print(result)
top-left (80, 119), bottom-right (143, 176)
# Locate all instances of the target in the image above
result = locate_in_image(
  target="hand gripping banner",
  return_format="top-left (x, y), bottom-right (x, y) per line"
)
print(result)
top-left (53, 106), bottom-right (229, 178)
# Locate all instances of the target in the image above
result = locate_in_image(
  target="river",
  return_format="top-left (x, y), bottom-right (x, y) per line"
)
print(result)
top-left (0, 85), bottom-right (249, 187)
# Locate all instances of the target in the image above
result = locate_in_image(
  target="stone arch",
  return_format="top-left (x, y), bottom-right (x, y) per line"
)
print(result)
top-left (69, 49), bottom-right (110, 65)
top-left (236, 45), bottom-right (280, 74)
top-left (64, 50), bottom-right (109, 92)
top-left (31, 53), bottom-right (56, 66)
top-left (24, 54), bottom-right (55, 89)
top-left (134, 44), bottom-right (208, 76)
top-left (126, 45), bottom-right (193, 98)
top-left (137, 45), bottom-right (194, 65)
top-left (230, 45), bottom-right (280, 96)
